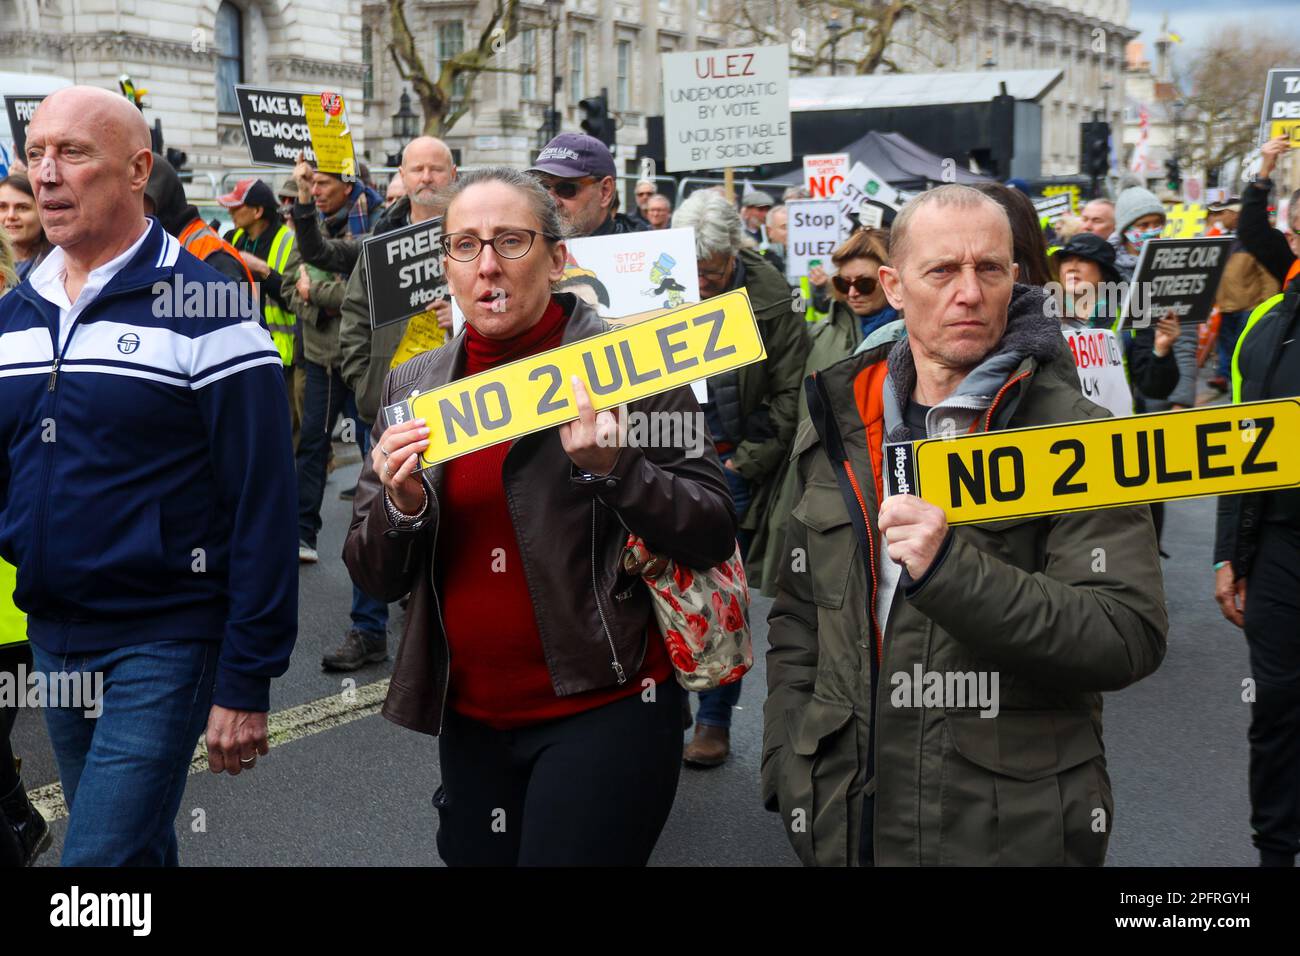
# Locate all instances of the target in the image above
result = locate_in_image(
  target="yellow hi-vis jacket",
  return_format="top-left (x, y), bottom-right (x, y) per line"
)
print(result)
top-left (233, 224), bottom-right (298, 367)
top-left (0, 559), bottom-right (26, 647)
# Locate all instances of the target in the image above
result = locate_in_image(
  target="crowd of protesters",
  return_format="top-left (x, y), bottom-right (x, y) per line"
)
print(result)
top-left (0, 87), bottom-right (1297, 868)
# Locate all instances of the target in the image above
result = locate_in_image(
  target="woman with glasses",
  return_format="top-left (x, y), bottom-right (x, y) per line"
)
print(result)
top-left (343, 167), bottom-right (736, 866)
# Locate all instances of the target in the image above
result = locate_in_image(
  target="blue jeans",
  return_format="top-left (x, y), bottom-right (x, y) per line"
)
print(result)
top-left (694, 451), bottom-right (748, 729)
top-left (695, 677), bottom-right (742, 729)
top-left (1217, 309), bottom-right (1248, 381)
top-left (721, 451), bottom-right (753, 556)
top-left (32, 640), bottom-right (218, 866)
top-left (352, 421), bottom-right (389, 637)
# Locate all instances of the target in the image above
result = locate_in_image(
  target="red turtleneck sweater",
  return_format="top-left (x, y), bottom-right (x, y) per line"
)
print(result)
top-left (437, 297), bottom-right (671, 729)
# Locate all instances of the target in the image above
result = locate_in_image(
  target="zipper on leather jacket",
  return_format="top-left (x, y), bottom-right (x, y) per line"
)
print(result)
top-left (423, 477), bottom-right (454, 731)
top-left (591, 500), bottom-right (626, 684)
top-left (407, 383), bottom-right (453, 734)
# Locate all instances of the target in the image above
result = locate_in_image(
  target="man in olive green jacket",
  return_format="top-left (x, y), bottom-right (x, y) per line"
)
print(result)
top-left (673, 190), bottom-right (810, 766)
top-left (725, 245), bottom-right (810, 550)
top-left (763, 185), bottom-right (1167, 866)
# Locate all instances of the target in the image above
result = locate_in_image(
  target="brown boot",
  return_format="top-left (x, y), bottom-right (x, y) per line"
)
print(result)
top-left (683, 725), bottom-right (730, 768)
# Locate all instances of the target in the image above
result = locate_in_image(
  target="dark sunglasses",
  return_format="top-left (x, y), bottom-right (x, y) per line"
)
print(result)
top-left (832, 275), bottom-right (878, 296)
top-left (535, 176), bottom-right (596, 200)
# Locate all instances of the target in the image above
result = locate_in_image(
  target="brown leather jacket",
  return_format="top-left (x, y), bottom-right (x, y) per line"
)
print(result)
top-left (344, 294), bottom-right (737, 736)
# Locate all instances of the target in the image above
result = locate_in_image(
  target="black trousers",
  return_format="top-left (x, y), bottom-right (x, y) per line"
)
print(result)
top-left (0, 644), bottom-right (33, 794)
top-left (296, 360), bottom-right (350, 547)
top-left (1244, 523), bottom-right (1300, 864)
top-left (434, 678), bottom-right (683, 866)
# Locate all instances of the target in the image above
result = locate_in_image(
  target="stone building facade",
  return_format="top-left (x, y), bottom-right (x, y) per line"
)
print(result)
top-left (1, 1), bottom-right (1134, 188)
top-left (359, 0), bottom-right (1135, 178)
top-left (0, 0), bottom-right (366, 196)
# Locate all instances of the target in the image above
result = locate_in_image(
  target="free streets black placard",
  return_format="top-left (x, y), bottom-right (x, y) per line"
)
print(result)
top-left (361, 216), bottom-right (447, 330)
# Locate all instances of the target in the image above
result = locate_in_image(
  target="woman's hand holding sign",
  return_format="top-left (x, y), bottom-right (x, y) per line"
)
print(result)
top-left (878, 494), bottom-right (949, 580)
top-left (374, 418), bottom-right (430, 516)
top-left (1154, 310), bottom-right (1181, 358)
top-left (560, 377), bottom-right (621, 476)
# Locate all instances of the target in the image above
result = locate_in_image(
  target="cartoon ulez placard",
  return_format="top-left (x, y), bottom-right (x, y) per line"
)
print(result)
top-left (558, 228), bottom-right (701, 318)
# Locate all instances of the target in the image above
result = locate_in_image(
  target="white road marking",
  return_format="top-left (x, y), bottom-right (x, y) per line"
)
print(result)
top-left (28, 679), bottom-right (390, 824)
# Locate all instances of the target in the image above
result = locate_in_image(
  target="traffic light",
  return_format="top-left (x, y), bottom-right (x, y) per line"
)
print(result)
top-left (1080, 121), bottom-right (1111, 179)
top-left (579, 90), bottom-right (616, 151)
top-left (165, 147), bottom-right (191, 183)
top-left (1165, 157), bottom-right (1181, 193)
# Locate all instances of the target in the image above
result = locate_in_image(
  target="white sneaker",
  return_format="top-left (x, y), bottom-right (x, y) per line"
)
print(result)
top-left (298, 541), bottom-right (319, 564)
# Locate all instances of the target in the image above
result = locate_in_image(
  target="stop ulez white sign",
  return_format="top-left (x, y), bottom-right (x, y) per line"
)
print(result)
top-left (661, 44), bottom-right (791, 173)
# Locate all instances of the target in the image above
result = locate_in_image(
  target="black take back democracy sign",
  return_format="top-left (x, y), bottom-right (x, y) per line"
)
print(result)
top-left (361, 217), bottom-right (447, 330)
top-left (234, 86), bottom-right (318, 167)
top-left (4, 95), bottom-right (44, 158)
top-left (1260, 68), bottom-right (1300, 146)
top-left (1121, 236), bottom-right (1232, 329)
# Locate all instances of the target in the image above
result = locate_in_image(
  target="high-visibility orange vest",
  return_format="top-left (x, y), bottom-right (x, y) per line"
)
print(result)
top-left (178, 218), bottom-right (256, 287)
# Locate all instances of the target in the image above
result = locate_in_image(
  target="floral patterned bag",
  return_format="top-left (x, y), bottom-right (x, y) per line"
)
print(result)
top-left (621, 534), bottom-right (753, 692)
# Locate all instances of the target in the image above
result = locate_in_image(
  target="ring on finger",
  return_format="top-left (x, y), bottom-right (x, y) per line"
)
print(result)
top-left (380, 444), bottom-right (390, 458)
top-left (383, 461), bottom-right (391, 479)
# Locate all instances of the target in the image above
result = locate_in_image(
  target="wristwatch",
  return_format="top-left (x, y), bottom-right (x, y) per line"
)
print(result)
top-left (384, 483), bottom-right (429, 529)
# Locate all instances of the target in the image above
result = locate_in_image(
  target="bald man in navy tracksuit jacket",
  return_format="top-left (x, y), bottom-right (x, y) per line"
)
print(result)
top-left (0, 216), bottom-right (298, 865)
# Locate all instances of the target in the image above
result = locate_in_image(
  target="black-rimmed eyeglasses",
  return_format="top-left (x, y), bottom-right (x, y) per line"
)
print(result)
top-left (440, 229), bottom-right (559, 262)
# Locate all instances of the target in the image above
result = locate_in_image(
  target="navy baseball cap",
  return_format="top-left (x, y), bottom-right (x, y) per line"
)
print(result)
top-left (528, 133), bottom-right (616, 180)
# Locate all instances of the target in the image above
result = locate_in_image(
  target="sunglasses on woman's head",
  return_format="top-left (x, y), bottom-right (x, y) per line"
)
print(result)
top-left (832, 275), bottom-right (877, 296)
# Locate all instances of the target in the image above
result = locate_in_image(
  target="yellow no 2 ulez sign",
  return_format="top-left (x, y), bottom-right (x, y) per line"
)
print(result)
top-left (884, 400), bottom-right (1300, 524)
top-left (385, 289), bottom-right (765, 468)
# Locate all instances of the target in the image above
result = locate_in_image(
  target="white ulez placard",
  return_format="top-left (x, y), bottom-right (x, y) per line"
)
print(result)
top-left (785, 199), bottom-right (847, 281)
top-left (661, 44), bottom-right (791, 173)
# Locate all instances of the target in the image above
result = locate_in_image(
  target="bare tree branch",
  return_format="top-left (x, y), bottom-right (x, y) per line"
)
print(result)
top-left (1177, 25), bottom-right (1292, 178)
top-left (387, 0), bottom-right (521, 138)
